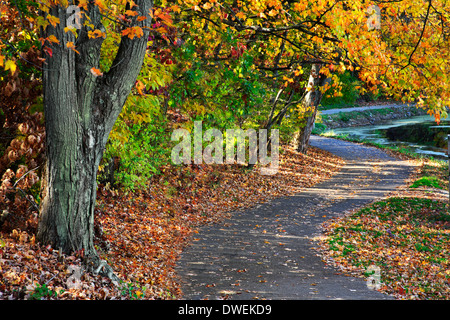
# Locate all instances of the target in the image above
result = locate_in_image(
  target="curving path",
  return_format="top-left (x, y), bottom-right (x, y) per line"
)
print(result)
top-left (319, 103), bottom-right (410, 115)
top-left (175, 136), bottom-right (414, 300)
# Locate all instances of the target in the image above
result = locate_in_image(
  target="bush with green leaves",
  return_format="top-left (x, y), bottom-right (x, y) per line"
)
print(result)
top-left (100, 95), bottom-right (173, 191)
top-left (321, 71), bottom-right (361, 107)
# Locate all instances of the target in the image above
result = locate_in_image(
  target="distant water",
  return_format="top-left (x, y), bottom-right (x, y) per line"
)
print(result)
top-left (325, 115), bottom-right (450, 159)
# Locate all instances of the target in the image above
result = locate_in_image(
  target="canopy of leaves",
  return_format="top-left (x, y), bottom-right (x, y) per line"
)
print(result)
top-left (1, 0), bottom-right (450, 300)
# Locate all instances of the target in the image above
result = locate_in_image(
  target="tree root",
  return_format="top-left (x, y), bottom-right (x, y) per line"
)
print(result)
top-left (84, 254), bottom-right (121, 286)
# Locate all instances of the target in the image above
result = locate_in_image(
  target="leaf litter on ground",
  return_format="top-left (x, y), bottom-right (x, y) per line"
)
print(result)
top-left (0, 145), bottom-right (344, 299)
top-left (316, 155), bottom-right (450, 300)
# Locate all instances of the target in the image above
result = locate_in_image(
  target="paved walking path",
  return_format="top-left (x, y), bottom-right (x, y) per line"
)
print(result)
top-left (319, 103), bottom-right (410, 115)
top-left (175, 136), bottom-right (414, 300)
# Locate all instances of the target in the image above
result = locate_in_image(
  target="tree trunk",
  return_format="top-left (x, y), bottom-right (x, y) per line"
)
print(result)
top-left (293, 64), bottom-right (329, 154)
top-left (37, 0), bottom-right (153, 272)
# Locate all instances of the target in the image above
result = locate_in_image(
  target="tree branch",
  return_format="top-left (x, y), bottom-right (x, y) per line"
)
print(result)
top-left (95, 0), bottom-right (153, 131)
top-left (401, 0), bottom-right (432, 70)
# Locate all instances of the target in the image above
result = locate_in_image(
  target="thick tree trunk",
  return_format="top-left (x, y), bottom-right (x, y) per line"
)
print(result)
top-left (293, 64), bottom-right (329, 154)
top-left (37, 0), bottom-right (153, 272)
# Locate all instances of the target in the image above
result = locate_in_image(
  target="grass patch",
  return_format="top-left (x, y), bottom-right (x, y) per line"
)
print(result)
top-left (410, 176), bottom-right (447, 190)
top-left (320, 197), bottom-right (450, 299)
top-left (317, 129), bottom-right (449, 299)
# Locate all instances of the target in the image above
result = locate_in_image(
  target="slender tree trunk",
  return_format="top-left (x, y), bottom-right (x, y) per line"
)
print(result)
top-left (293, 64), bottom-right (329, 153)
top-left (37, 0), bottom-right (153, 275)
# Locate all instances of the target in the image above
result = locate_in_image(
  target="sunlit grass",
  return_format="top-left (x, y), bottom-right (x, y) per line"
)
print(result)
top-left (321, 197), bottom-right (450, 299)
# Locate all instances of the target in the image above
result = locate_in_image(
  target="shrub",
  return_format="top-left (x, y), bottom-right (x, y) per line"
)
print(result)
top-left (100, 95), bottom-right (173, 191)
top-left (321, 71), bottom-right (361, 107)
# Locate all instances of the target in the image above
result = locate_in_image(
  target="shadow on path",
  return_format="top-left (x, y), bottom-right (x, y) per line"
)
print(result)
top-left (175, 136), bottom-right (414, 300)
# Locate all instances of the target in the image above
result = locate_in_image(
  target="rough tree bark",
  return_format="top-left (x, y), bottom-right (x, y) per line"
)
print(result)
top-left (292, 63), bottom-right (329, 154)
top-left (37, 0), bottom-right (153, 278)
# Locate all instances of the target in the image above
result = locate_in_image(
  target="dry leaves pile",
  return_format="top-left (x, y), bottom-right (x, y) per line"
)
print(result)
top-left (317, 156), bottom-right (450, 300)
top-left (0, 145), bottom-right (344, 300)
